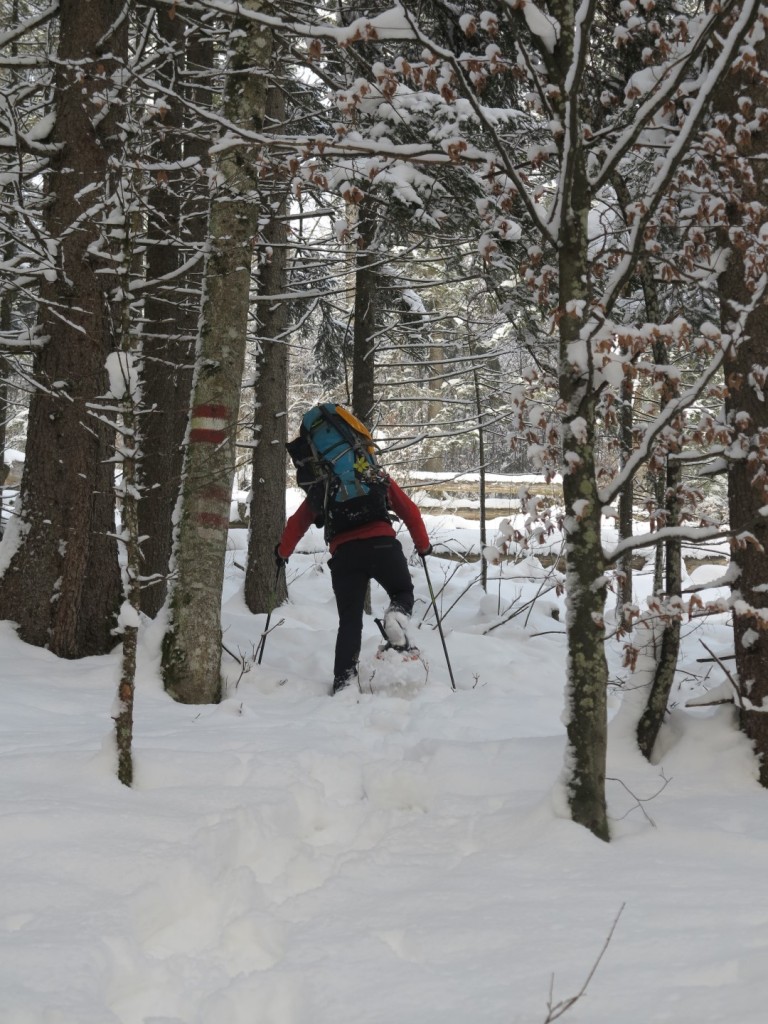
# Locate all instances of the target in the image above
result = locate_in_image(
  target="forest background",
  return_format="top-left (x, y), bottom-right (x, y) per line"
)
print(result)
top-left (2, 0), bottom-right (768, 844)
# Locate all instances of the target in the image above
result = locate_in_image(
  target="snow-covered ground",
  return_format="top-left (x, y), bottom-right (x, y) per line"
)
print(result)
top-left (1, 501), bottom-right (765, 1024)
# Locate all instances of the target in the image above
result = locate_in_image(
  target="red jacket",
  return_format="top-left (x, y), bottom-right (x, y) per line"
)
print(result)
top-left (278, 478), bottom-right (430, 557)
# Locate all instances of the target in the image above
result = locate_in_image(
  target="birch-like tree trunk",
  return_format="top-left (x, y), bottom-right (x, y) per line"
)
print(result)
top-left (558, 169), bottom-right (610, 842)
top-left (547, 5), bottom-right (609, 840)
top-left (162, 2), bottom-right (273, 704)
top-left (112, 305), bottom-right (141, 788)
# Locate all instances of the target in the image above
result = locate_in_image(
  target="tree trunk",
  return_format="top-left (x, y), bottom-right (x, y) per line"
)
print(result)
top-left (162, 3), bottom-right (272, 704)
top-left (0, 353), bottom-right (8, 540)
top-left (561, 425), bottom-right (610, 842)
top-left (0, 283), bottom-right (9, 536)
top-left (715, 36), bottom-right (768, 784)
top-left (724, 297), bottom-right (768, 780)
top-left (558, 150), bottom-right (610, 842)
top-left (0, 0), bottom-right (124, 657)
top-left (635, 276), bottom-right (683, 760)
top-left (636, 458), bottom-right (682, 760)
top-left (352, 194), bottom-right (377, 428)
top-left (114, 389), bottom-right (140, 786)
top-left (245, 81), bottom-right (289, 614)
top-left (423, 344), bottom-right (444, 473)
top-left (0, 0), bottom-right (17, 536)
top-left (469, 337), bottom-right (488, 592)
top-left (1, 175), bottom-right (14, 534)
top-left (137, 5), bottom-right (196, 617)
top-left (617, 358), bottom-right (634, 611)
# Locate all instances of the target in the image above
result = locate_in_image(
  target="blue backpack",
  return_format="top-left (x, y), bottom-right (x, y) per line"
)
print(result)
top-left (286, 404), bottom-right (392, 541)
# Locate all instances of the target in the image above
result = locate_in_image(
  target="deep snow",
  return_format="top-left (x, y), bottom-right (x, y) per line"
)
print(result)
top-left (1, 499), bottom-right (766, 1024)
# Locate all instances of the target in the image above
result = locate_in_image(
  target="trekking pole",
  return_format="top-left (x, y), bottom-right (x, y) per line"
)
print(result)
top-left (257, 562), bottom-right (284, 665)
top-left (421, 554), bottom-right (456, 691)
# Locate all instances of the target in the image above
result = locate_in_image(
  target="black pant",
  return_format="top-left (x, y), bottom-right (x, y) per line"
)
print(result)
top-left (328, 536), bottom-right (414, 682)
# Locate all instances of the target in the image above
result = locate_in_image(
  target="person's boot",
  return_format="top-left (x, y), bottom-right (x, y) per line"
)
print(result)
top-left (383, 607), bottom-right (412, 652)
top-left (331, 667), bottom-right (358, 695)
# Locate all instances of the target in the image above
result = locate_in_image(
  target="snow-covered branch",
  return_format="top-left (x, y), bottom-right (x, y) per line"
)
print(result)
top-left (605, 524), bottom-right (725, 565)
top-left (592, 0), bottom-right (756, 192)
top-left (604, 260), bottom-right (768, 508)
top-left (597, 0), bottom-right (762, 317)
top-left (0, 3), bottom-right (58, 49)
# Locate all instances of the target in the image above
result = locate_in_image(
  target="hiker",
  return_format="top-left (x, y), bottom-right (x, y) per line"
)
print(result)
top-left (276, 405), bottom-right (432, 695)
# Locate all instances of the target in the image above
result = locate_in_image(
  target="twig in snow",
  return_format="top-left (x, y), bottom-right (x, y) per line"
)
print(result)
top-left (523, 555), bottom-right (564, 629)
top-left (220, 640), bottom-right (265, 690)
top-left (699, 640), bottom-right (743, 709)
top-left (424, 569), bottom-right (483, 630)
top-left (607, 771), bottom-right (671, 828)
top-left (417, 561), bottom-right (463, 625)
top-left (542, 904), bottom-right (625, 1023)
top-left (483, 583), bottom-right (559, 635)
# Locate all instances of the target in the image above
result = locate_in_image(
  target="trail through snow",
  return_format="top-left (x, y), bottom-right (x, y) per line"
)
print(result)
top-left (1, 509), bottom-right (766, 1023)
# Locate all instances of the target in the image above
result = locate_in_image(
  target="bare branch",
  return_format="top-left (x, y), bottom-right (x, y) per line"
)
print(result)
top-left (543, 904), bottom-right (625, 1023)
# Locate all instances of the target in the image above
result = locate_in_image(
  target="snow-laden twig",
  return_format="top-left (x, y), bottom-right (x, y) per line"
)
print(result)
top-left (699, 640), bottom-right (744, 710)
top-left (595, 0), bottom-right (762, 320)
top-left (0, 3), bottom-right (57, 49)
top-left (221, 640), bottom-right (261, 691)
top-left (599, 329), bottom-right (736, 508)
top-left (482, 582), bottom-right (559, 635)
top-left (396, 2), bottom-right (554, 242)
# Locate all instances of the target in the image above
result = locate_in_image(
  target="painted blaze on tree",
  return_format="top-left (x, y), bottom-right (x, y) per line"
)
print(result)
top-left (161, 0), bottom-right (273, 706)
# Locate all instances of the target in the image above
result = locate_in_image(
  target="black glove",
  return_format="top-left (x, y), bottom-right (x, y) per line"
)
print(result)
top-left (274, 543), bottom-right (288, 569)
top-left (419, 544), bottom-right (433, 557)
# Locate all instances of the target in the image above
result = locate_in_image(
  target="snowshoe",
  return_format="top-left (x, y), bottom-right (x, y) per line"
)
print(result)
top-left (365, 642), bottom-right (428, 697)
top-left (376, 641), bottom-right (421, 661)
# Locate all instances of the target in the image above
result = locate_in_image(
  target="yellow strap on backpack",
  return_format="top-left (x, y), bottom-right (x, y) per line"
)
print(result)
top-left (335, 405), bottom-right (376, 455)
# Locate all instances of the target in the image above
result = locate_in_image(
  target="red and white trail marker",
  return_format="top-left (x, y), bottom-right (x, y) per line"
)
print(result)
top-left (189, 404), bottom-right (229, 445)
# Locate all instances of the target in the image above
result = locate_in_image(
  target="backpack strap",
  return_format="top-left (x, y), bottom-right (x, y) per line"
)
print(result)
top-left (315, 405), bottom-right (377, 467)
top-left (333, 406), bottom-right (376, 455)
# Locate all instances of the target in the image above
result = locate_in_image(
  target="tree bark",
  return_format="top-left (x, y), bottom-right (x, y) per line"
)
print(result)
top-left (617, 356), bottom-right (634, 610)
top-left (714, 35), bottom-right (768, 784)
top-left (423, 344), bottom-right (444, 473)
top-left (558, 148), bottom-right (610, 841)
top-left (0, 0), bottom-right (124, 657)
top-left (0, 279), bottom-right (9, 524)
top-left (352, 193), bottom-right (378, 428)
top-left (245, 82), bottom-right (289, 615)
top-left (113, 344), bottom-right (140, 790)
top-left (634, 272), bottom-right (683, 759)
top-left (137, 5), bottom-right (196, 617)
top-left (636, 457), bottom-right (682, 760)
top-left (162, 2), bottom-right (273, 704)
